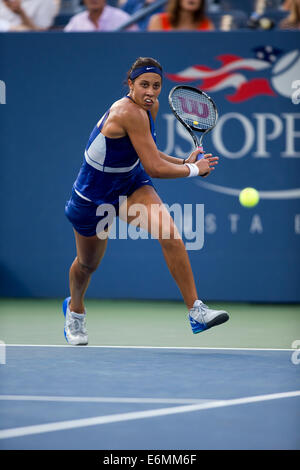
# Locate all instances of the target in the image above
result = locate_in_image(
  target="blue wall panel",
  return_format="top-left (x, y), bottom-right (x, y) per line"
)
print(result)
top-left (0, 32), bottom-right (299, 302)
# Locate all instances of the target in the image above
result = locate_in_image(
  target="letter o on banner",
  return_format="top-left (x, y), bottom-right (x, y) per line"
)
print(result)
top-left (212, 112), bottom-right (255, 158)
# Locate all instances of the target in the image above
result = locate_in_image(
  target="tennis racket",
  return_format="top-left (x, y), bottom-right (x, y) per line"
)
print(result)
top-left (168, 85), bottom-right (218, 161)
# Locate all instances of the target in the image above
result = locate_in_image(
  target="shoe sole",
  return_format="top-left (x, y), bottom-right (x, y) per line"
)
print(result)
top-left (191, 312), bottom-right (229, 334)
top-left (62, 297), bottom-right (88, 346)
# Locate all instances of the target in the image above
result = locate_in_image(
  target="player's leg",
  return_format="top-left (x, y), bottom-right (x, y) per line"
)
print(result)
top-left (69, 228), bottom-right (109, 313)
top-left (63, 228), bottom-right (109, 345)
top-left (120, 185), bottom-right (229, 333)
top-left (120, 185), bottom-right (198, 310)
top-left (64, 186), bottom-right (113, 344)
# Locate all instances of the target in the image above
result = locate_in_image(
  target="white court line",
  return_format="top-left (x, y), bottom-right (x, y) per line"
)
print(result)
top-left (0, 395), bottom-right (210, 405)
top-left (5, 344), bottom-right (295, 351)
top-left (0, 390), bottom-right (299, 440)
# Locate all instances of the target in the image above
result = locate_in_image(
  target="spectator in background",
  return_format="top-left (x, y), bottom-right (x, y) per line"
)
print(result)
top-left (64, 0), bottom-right (138, 31)
top-left (0, 0), bottom-right (59, 31)
top-left (279, 0), bottom-right (300, 28)
top-left (147, 0), bottom-right (213, 30)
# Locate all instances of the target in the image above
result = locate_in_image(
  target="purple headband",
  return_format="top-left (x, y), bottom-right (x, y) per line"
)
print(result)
top-left (129, 66), bottom-right (162, 81)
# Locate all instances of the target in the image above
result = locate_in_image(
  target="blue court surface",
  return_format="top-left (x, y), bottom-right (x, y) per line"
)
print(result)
top-left (0, 344), bottom-right (299, 450)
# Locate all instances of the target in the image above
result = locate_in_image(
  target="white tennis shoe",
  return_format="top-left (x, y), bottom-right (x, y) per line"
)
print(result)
top-left (188, 300), bottom-right (229, 334)
top-left (63, 297), bottom-right (88, 345)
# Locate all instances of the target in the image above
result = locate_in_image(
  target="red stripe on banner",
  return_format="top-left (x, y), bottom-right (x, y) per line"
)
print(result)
top-left (193, 65), bottom-right (213, 72)
top-left (216, 54), bottom-right (242, 66)
top-left (165, 74), bottom-right (195, 82)
top-left (226, 78), bottom-right (276, 102)
top-left (200, 72), bottom-right (232, 90)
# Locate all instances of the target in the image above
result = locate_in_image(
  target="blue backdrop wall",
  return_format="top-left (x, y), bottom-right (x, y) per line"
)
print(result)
top-left (0, 31), bottom-right (299, 302)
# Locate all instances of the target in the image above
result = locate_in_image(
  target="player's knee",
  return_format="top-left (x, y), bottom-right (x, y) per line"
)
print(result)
top-left (76, 258), bottom-right (98, 275)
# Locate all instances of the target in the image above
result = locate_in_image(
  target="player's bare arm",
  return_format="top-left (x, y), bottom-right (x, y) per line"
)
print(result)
top-left (125, 107), bottom-right (215, 178)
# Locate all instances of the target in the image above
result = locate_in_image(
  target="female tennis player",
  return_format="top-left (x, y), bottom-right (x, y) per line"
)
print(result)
top-left (63, 57), bottom-right (229, 345)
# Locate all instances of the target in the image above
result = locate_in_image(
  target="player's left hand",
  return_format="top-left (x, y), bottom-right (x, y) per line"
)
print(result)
top-left (200, 154), bottom-right (219, 177)
top-left (185, 148), bottom-right (203, 163)
top-left (185, 149), bottom-right (218, 165)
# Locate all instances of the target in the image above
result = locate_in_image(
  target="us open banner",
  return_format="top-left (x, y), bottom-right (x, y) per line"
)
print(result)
top-left (0, 32), bottom-right (299, 302)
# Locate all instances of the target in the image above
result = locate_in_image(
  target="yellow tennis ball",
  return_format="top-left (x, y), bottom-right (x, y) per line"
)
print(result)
top-left (193, 120), bottom-right (199, 125)
top-left (239, 187), bottom-right (259, 208)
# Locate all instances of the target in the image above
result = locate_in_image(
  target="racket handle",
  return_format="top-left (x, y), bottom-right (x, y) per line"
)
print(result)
top-left (196, 146), bottom-right (204, 161)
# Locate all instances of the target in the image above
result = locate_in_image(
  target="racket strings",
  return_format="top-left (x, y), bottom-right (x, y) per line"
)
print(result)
top-left (171, 88), bottom-right (216, 131)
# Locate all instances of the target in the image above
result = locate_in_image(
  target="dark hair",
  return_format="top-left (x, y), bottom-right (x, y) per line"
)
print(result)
top-left (167, 0), bottom-right (206, 27)
top-left (126, 57), bottom-right (163, 83)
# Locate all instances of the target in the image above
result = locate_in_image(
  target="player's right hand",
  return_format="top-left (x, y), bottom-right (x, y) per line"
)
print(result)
top-left (196, 154), bottom-right (219, 177)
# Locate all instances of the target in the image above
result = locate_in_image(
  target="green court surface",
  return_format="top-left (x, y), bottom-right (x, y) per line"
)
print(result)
top-left (0, 298), bottom-right (299, 349)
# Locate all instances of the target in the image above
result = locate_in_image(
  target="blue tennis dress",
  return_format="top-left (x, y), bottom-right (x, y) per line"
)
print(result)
top-left (65, 97), bottom-right (156, 237)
